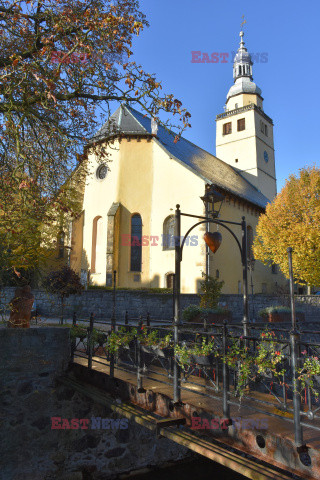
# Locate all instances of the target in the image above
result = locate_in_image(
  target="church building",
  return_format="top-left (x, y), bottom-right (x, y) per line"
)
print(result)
top-left (68, 31), bottom-right (284, 294)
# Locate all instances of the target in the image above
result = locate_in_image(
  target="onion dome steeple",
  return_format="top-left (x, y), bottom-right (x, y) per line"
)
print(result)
top-left (233, 31), bottom-right (253, 80)
top-left (226, 30), bottom-right (262, 102)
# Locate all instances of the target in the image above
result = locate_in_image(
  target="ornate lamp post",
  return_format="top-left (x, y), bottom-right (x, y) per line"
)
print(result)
top-left (172, 184), bottom-right (249, 405)
top-left (248, 257), bottom-right (255, 321)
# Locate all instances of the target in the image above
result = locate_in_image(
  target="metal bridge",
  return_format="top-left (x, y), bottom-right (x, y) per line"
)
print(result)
top-left (63, 312), bottom-right (320, 480)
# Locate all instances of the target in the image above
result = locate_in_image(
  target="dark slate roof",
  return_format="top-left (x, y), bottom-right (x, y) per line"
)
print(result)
top-left (93, 104), bottom-right (270, 209)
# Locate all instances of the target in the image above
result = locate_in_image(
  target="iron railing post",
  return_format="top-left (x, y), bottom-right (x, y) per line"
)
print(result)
top-left (222, 320), bottom-right (230, 419)
top-left (288, 247), bottom-right (303, 446)
top-left (136, 319), bottom-right (144, 392)
top-left (112, 270), bottom-right (116, 330)
top-left (241, 217), bottom-right (249, 341)
top-left (110, 270), bottom-right (117, 378)
top-left (87, 312), bottom-right (94, 370)
top-left (172, 273), bottom-right (176, 322)
top-left (173, 204), bottom-right (181, 405)
top-left (71, 311), bottom-right (77, 362)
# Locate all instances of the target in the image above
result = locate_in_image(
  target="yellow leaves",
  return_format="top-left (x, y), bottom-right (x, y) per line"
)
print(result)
top-left (254, 167), bottom-right (320, 286)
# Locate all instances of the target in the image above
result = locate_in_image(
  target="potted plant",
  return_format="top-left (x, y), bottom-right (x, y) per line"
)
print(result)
top-left (139, 329), bottom-right (173, 358)
top-left (175, 337), bottom-right (217, 368)
top-left (191, 337), bottom-right (218, 366)
top-left (106, 328), bottom-right (136, 355)
top-left (297, 353), bottom-right (320, 397)
top-left (225, 330), bottom-right (285, 399)
top-left (90, 329), bottom-right (108, 347)
top-left (70, 325), bottom-right (87, 341)
top-left (182, 305), bottom-right (232, 324)
top-left (259, 306), bottom-right (305, 323)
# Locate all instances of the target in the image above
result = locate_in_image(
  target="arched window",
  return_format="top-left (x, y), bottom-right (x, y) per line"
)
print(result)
top-left (91, 216), bottom-right (103, 273)
top-left (247, 225), bottom-right (254, 260)
top-left (216, 269), bottom-right (220, 279)
top-left (58, 231), bottom-right (65, 259)
top-left (131, 214), bottom-right (142, 272)
top-left (166, 273), bottom-right (175, 289)
top-left (163, 215), bottom-right (175, 251)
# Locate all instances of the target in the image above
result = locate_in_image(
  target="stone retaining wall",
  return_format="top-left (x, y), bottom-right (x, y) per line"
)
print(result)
top-left (1, 288), bottom-right (320, 323)
top-left (0, 328), bottom-right (189, 480)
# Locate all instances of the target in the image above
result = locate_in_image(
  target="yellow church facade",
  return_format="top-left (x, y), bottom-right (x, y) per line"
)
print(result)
top-left (68, 31), bottom-right (285, 294)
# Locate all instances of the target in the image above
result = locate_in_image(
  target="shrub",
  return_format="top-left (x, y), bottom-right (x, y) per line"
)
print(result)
top-left (182, 304), bottom-right (228, 322)
top-left (43, 266), bottom-right (83, 324)
top-left (199, 272), bottom-right (224, 309)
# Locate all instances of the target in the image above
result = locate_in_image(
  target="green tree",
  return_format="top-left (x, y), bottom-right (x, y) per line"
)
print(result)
top-left (253, 166), bottom-right (320, 286)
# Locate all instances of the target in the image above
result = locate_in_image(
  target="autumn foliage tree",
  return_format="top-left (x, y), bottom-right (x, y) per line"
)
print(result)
top-left (43, 266), bottom-right (83, 324)
top-left (253, 167), bottom-right (320, 287)
top-left (0, 0), bottom-right (191, 278)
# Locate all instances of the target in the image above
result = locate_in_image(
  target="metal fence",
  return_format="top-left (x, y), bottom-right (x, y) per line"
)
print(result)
top-left (70, 310), bottom-right (320, 463)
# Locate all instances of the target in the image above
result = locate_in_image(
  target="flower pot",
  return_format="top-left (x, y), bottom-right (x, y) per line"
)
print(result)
top-left (152, 346), bottom-right (174, 358)
top-left (141, 345), bottom-right (173, 358)
top-left (119, 340), bottom-right (136, 355)
top-left (98, 334), bottom-right (107, 346)
top-left (191, 353), bottom-right (216, 366)
top-left (262, 312), bottom-right (305, 323)
top-left (8, 286), bottom-right (34, 328)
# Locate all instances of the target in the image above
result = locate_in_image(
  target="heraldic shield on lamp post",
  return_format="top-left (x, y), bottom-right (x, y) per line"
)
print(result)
top-left (201, 184), bottom-right (225, 254)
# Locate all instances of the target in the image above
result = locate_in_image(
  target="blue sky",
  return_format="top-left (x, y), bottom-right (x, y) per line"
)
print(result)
top-left (127, 0), bottom-right (319, 191)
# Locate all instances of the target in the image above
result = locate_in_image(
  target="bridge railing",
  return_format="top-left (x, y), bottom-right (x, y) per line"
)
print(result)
top-left (70, 311), bottom-right (320, 450)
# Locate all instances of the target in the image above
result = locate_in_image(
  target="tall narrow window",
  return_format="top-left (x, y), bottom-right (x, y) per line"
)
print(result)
top-left (163, 215), bottom-right (175, 250)
top-left (247, 225), bottom-right (254, 260)
top-left (91, 216), bottom-right (103, 273)
top-left (223, 122), bottom-right (232, 135)
top-left (58, 231), bottom-right (65, 259)
top-left (237, 118), bottom-right (245, 131)
top-left (166, 273), bottom-right (175, 289)
top-left (131, 214), bottom-right (142, 272)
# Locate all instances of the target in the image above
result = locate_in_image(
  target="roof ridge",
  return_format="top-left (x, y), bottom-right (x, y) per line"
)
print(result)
top-left (92, 104), bottom-right (269, 209)
top-left (126, 105), bottom-right (246, 180)
top-left (123, 104), bottom-right (149, 133)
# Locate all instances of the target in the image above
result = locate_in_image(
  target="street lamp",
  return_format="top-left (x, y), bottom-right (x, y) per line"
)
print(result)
top-left (172, 194), bottom-right (250, 406)
top-left (201, 185), bottom-right (225, 258)
top-left (200, 184), bottom-right (225, 219)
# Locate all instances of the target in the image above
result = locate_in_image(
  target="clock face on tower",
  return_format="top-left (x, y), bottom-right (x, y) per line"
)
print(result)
top-left (264, 151), bottom-right (269, 163)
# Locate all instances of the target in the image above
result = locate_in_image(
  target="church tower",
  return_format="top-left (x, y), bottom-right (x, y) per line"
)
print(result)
top-left (216, 31), bottom-right (276, 200)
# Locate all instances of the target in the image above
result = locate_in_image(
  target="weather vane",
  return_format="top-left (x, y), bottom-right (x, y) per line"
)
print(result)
top-left (240, 15), bottom-right (246, 30)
